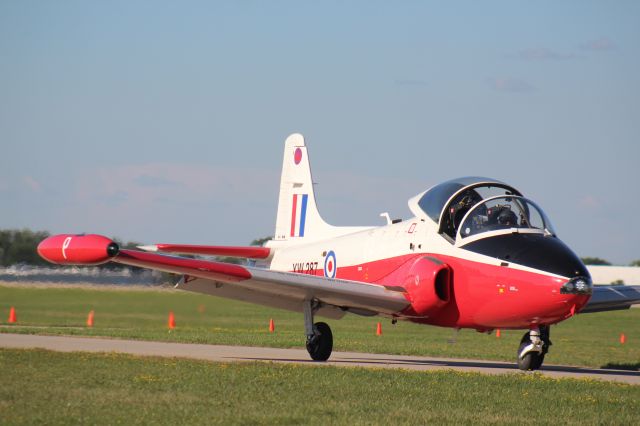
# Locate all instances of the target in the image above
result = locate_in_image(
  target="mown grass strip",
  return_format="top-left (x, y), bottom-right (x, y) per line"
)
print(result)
top-left (1, 348), bottom-right (639, 425)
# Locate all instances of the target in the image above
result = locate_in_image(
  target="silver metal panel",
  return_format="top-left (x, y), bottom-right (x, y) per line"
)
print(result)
top-left (176, 277), bottom-right (346, 319)
top-left (244, 268), bottom-right (409, 314)
top-left (580, 285), bottom-right (640, 313)
top-left (176, 266), bottom-right (409, 317)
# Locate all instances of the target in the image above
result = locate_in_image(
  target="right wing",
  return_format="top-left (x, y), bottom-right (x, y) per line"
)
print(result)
top-left (580, 285), bottom-right (640, 314)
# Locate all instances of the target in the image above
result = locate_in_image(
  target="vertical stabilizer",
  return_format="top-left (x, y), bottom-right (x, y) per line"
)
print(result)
top-left (272, 133), bottom-right (374, 245)
top-left (274, 133), bottom-right (330, 242)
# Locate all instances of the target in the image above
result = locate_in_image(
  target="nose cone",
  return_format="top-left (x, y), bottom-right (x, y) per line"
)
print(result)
top-left (462, 233), bottom-right (590, 279)
top-left (463, 233), bottom-right (593, 324)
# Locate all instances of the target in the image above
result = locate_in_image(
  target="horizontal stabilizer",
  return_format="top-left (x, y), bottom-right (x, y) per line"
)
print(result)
top-left (138, 244), bottom-right (271, 259)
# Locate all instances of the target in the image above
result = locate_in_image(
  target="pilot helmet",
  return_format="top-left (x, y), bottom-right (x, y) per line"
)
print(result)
top-left (497, 208), bottom-right (517, 226)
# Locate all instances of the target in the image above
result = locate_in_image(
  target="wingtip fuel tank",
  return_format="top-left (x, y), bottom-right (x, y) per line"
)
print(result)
top-left (37, 234), bottom-right (119, 265)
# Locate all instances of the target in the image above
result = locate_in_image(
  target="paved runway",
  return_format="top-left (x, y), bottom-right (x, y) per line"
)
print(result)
top-left (1, 333), bottom-right (638, 385)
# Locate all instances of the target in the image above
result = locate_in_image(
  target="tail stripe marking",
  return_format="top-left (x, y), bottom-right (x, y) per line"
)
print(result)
top-left (290, 193), bottom-right (309, 237)
top-left (299, 194), bottom-right (308, 237)
top-left (290, 194), bottom-right (298, 237)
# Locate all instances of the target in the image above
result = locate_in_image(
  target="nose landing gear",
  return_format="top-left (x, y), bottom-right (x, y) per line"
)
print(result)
top-left (517, 325), bottom-right (551, 371)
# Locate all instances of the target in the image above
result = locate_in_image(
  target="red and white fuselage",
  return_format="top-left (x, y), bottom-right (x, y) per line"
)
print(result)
top-left (259, 134), bottom-right (592, 331)
top-left (268, 212), bottom-right (590, 330)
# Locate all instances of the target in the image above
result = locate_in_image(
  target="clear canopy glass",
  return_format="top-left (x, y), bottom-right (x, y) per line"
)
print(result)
top-left (417, 177), bottom-right (521, 224)
top-left (458, 196), bottom-right (556, 239)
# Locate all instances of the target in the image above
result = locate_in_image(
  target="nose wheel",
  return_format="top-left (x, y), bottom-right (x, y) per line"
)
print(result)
top-left (517, 325), bottom-right (551, 371)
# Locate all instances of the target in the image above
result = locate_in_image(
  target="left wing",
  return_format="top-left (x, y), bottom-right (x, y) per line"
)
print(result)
top-left (37, 234), bottom-right (410, 319)
top-left (580, 285), bottom-right (640, 313)
top-left (116, 250), bottom-right (409, 318)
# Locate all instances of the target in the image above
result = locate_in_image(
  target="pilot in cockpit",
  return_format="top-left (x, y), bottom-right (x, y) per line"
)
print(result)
top-left (495, 207), bottom-right (518, 227)
top-left (447, 189), bottom-right (483, 237)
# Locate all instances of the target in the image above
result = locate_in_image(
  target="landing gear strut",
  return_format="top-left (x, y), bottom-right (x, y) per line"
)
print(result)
top-left (303, 299), bottom-right (333, 361)
top-left (517, 325), bottom-right (551, 371)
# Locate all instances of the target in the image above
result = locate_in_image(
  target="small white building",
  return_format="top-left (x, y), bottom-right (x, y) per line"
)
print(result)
top-left (587, 266), bottom-right (640, 285)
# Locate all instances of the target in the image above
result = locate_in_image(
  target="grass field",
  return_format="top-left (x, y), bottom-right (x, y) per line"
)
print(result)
top-left (1, 283), bottom-right (638, 369)
top-left (1, 349), bottom-right (639, 425)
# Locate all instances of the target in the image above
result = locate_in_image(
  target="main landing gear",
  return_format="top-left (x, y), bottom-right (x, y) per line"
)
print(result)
top-left (303, 299), bottom-right (333, 361)
top-left (517, 325), bottom-right (551, 371)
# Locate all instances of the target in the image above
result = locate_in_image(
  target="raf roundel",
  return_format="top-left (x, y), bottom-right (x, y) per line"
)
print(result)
top-left (294, 147), bottom-right (303, 165)
top-left (324, 250), bottom-right (337, 278)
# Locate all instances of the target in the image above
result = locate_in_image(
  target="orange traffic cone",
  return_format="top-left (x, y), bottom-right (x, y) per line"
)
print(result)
top-left (496, 329), bottom-right (501, 338)
top-left (8, 307), bottom-right (17, 324)
top-left (168, 311), bottom-right (176, 329)
top-left (620, 333), bottom-right (626, 344)
top-left (86, 310), bottom-right (94, 327)
top-left (376, 322), bottom-right (382, 336)
top-left (269, 318), bottom-right (275, 333)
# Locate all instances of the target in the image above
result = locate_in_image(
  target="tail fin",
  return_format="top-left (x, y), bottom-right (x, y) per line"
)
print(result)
top-left (274, 133), bottom-right (328, 242)
top-left (273, 133), bottom-right (368, 243)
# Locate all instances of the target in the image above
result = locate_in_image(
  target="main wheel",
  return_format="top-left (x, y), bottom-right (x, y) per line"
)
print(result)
top-left (516, 332), bottom-right (544, 371)
top-left (306, 322), bottom-right (333, 361)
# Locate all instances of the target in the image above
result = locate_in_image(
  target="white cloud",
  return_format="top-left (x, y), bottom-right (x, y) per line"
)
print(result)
top-left (134, 174), bottom-right (183, 188)
top-left (394, 79), bottom-right (429, 87)
top-left (507, 47), bottom-right (575, 61)
top-left (67, 163), bottom-right (280, 243)
top-left (580, 37), bottom-right (616, 51)
top-left (23, 176), bottom-right (42, 192)
top-left (75, 163), bottom-right (279, 208)
top-left (579, 195), bottom-right (599, 209)
top-left (488, 77), bottom-right (534, 93)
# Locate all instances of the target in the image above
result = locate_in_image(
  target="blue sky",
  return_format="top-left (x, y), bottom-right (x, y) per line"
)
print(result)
top-left (1, 1), bottom-right (639, 264)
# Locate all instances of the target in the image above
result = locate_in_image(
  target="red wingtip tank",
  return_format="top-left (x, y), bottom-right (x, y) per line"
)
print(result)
top-left (37, 234), bottom-right (120, 265)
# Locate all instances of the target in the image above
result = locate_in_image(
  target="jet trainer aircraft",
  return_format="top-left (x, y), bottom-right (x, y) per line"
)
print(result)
top-left (38, 133), bottom-right (640, 370)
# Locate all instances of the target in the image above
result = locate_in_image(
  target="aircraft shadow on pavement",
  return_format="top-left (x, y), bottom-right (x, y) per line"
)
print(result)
top-left (600, 362), bottom-right (640, 371)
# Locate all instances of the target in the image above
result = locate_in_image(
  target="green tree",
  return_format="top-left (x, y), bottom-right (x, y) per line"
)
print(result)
top-left (630, 260), bottom-right (640, 267)
top-left (251, 236), bottom-right (272, 246)
top-left (215, 237), bottom-right (273, 265)
top-left (214, 256), bottom-right (244, 265)
top-left (580, 257), bottom-right (611, 266)
top-left (0, 229), bottom-right (51, 266)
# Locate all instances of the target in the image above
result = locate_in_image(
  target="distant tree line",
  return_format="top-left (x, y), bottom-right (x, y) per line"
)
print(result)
top-left (0, 229), bottom-right (146, 269)
top-left (580, 257), bottom-right (612, 266)
top-left (580, 257), bottom-right (640, 267)
top-left (0, 229), bottom-right (51, 266)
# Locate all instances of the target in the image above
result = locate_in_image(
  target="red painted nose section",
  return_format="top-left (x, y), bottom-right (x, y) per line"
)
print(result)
top-left (37, 234), bottom-right (119, 265)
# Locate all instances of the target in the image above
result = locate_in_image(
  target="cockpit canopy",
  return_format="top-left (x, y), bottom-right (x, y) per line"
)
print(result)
top-left (409, 177), bottom-right (555, 242)
top-left (458, 196), bottom-right (556, 240)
